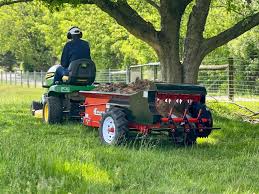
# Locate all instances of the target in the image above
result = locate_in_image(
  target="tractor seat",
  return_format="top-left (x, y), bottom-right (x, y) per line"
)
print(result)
top-left (63, 59), bottom-right (96, 86)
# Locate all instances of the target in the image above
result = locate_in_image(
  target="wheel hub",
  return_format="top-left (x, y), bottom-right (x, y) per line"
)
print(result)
top-left (44, 103), bottom-right (49, 122)
top-left (102, 116), bottom-right (116, 144)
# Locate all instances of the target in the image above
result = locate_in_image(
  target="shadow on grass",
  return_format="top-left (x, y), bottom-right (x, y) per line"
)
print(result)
top-left (119, 113), bottom-right (258, 157)
top-left (4, 104), bottom-right (258, 158)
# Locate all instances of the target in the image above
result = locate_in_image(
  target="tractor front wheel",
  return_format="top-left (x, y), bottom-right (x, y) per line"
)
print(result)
top-left (99, 108), bottom-right (128, 145)
top-left (43, 96), bottom-right (63, 124)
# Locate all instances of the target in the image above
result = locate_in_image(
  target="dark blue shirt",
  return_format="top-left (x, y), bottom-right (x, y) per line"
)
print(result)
top-left (61, 39), bottom-right (91, 68)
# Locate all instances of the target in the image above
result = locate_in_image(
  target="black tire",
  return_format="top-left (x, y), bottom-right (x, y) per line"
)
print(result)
top-left (43, 96), bottom-right (63, 124)
top-left (31, 101), bottom-right (43, 116)
top-left (184, 128), bottom-right (197, 146)
top-left (170, 124), bottom-right (197, 146)
top-left (99, 108), bottom-right (128, 145)
top-left (189, 103), bottom-right (213, 138)
top-left (197, 109), bottom-right (213, 138)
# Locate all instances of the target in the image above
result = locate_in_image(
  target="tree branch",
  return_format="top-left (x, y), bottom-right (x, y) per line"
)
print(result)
top-left (185, 0), bottom-right (211, 43)
top-left (0, 0), bottom-right (32, 7)
top-left (144, 0), bottom-right (160, 12)
top-left (160, 0), bottom-right (190, 38)
top-left (183, 0), bottom-right (211, 63)
top-left (92, 0), bottom-right (160, 51)
top-left (203, 12), bottom-right (259, 55)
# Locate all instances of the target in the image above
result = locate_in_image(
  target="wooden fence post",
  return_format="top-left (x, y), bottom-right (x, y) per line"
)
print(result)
top-left (5, 72), bottom-right (8, 84)
top-left (10, 71), bottom-right (12, 85)
top-left (41, 70), bottom-right (43, 86)
top-left (8, 72), bottom-right (11, 84)
top-left (228, 57), bottom-right (234, 101)
top-left (34, 71), bottom-right (36, 88)
top-left (21, 70), bottom-right (23, 86)
top-left (140, 66), bottom-right (143, 80)
top-left (108, 68), bottom-right (111, 83)
top-left (14, 71), bottom-right (17, 85)
top-left (126, 66), bottom-right (130, 84)
top-left (153, 65), bottom-right (158, 81)
top-left (27, 71), bottom-right (30, 88)
top-left (0, 71), bottom-right (3, 83)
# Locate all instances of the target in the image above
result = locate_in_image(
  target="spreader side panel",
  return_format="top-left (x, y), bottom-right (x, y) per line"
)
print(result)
top-left (83, 96), bottom-right (111, 127)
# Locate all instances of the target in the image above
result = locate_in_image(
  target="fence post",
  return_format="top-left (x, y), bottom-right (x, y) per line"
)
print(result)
top-left (108, 68), bottom-right (111, 83)
top-left (0, 71), bottom-right (3, 83)
top-left (9, 72), bottom-right (11, 85)
top-left (27, 71), bottom-right (30, 88)
top-left (228, 57), bottom-right (234, 101)
top-left (5, 72), bottom-right (7, 84)
top-left (126, 66), bottom-right (130, 84)
top-left (14, 71), bottom-right (17, 85)
top-left (41, 70), bottom-right (43, 86)
top-left (140, 66), bottom-right (143, 80)
top-left (21, 70), bottom-right (23, 86)
top-left (153, 65), bottom-right (158, 81)
top-left (34, 71), bottom-right (36, 88)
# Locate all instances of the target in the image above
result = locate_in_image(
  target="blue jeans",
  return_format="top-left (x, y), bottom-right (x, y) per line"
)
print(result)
top-left (53, 66), bottom-right (69, 83)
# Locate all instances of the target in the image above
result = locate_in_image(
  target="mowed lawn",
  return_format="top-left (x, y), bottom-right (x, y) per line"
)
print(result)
top-left (0, 85), bottom-right (258, 194)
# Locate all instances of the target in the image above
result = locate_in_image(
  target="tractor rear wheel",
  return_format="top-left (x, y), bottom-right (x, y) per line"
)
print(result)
top-left (99, 108), bottom-right (128, 145)
top-left (43, 96), bottom-right (63, 124)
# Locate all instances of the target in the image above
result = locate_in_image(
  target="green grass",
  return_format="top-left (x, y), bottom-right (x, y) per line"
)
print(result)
top-left (0, 84), bottom-right (258, 194)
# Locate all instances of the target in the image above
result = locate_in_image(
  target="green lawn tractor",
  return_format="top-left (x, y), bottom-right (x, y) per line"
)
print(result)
top-left (31, 59), bottom-right (96, 124)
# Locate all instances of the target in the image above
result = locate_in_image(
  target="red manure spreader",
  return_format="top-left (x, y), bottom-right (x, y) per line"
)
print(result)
top-left (31, 61), bottom-right (219, 146)
top-left (80, 83), bottom-right (219, 145)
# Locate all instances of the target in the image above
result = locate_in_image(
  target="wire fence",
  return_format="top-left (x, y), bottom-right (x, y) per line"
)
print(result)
top-left (0, 57), bottom-right (258, 101)
top-left (130, 57), bottom-right (258, 101)
top-left (0, 69), bottom-right (129, 87)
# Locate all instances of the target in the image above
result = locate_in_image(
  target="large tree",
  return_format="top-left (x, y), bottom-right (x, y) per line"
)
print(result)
top-left (1, 0), bottom-right (259, 83)
top-left (0, 2), bottom-right (54, 71)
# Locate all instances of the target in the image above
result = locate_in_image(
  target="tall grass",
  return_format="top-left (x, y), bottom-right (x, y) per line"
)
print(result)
top-left (0, 85), bottom-right (258, 193)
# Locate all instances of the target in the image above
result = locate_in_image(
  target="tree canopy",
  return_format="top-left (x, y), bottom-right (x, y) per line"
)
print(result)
top-left (0, 0), bottom-right (258, 84)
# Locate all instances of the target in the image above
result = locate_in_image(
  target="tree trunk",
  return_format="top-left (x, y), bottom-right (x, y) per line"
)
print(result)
top-left (158, 46), bottom-right (183, 83)
top-left (158, 3), bottom-right (183, 83)
top-left (182, 56), bottom-right (202, 84)
top-left (182, 41), bottom-right (204, 84)
top-left (158, 46), bottom-right (203, 84)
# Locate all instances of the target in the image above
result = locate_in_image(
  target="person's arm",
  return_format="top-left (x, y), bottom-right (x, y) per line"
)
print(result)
top-left (61, 43), bottom-right (70, 68)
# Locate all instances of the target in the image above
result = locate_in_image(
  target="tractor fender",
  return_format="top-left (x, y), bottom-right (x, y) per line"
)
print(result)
top-left (47, 85), bottom-right (95, 97)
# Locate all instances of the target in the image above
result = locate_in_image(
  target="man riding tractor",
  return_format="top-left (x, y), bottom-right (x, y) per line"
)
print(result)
top-left (31, 26), bottom-right (96, 124)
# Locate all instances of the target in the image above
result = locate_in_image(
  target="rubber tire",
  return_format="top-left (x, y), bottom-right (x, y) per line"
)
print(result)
top-left (99, 108), bottom-right (128, 145)
top-left (43, 96), bottom-right (63, 124)
top-left (170, 124), bottom-right (197, 146)
top-left (189, 103), bottom-right (213, 138)
top-left (197, 109), bottom-right (213, 138)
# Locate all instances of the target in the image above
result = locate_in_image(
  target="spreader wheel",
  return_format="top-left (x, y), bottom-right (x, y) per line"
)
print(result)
top-left (197, 110), bottom-right (213, 138)
top-left (170, 124), bottom-right (197, 146)
top-left (43, 96), bottom-right (63, 124)
top-left (99, 108), bottom-right (128, 145)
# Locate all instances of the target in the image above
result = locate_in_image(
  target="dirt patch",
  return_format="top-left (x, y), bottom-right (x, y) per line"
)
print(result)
top-left (156, 100), bottom-right (189, 117)
top-left (93, 78), bottom-right (153, 94)
top-left (94, 78), bottom-right (190, 117)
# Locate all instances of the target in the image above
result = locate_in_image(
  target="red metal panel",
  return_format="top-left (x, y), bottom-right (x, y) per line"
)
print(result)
top-left (82, 96), bottom-right (111, 128)
top-left (161, 118), bottom-right (208, 123)
top-left (156, 93), bottom-right (201, 102)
